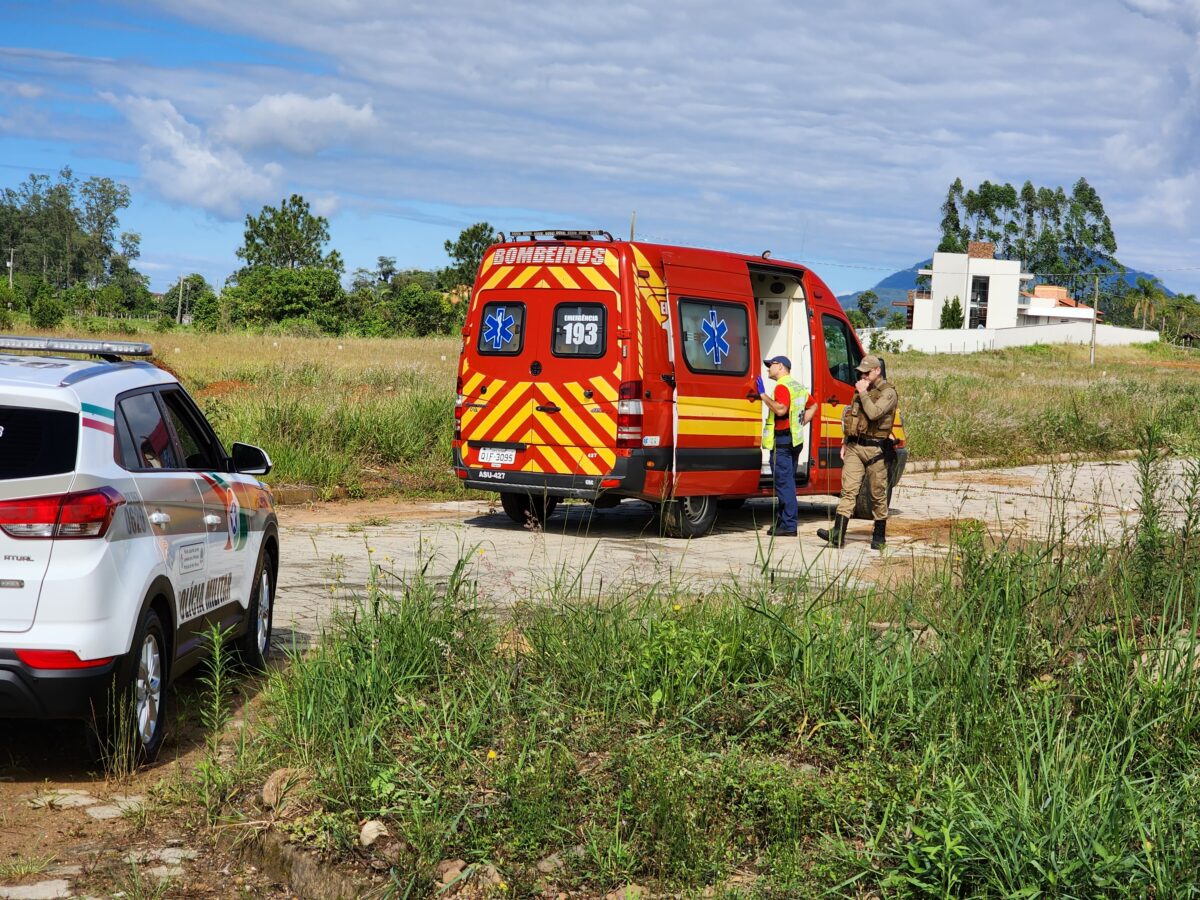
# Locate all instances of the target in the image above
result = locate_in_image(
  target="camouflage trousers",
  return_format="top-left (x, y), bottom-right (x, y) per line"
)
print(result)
top-left (835, 441), bottom-right (889, 520)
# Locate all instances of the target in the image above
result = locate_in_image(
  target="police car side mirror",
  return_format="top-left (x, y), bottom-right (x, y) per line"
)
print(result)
top-left (231, 442), bottom-right (272, 476)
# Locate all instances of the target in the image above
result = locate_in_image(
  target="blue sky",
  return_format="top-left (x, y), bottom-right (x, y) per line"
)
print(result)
top-left (2, 0), bottom-right (1199, 297)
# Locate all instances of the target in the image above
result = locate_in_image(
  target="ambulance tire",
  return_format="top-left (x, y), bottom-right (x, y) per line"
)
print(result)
top-left (500, 491), bottom-right (560, 527)
top-left (663, 495), bottom-right (719, 538)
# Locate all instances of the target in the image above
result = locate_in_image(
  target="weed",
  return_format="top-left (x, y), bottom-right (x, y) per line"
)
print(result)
top-left (0, 853), bottom-right (56, 878)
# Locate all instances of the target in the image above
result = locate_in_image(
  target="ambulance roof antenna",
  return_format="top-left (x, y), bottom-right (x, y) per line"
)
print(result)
top-left (629, 210), bottom-right (636, 241)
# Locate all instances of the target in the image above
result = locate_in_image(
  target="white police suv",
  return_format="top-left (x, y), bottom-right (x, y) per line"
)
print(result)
top-left (0, 336), bottom-right (278, 761)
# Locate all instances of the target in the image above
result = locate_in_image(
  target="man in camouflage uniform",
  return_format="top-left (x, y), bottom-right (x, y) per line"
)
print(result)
top-left (817, 354), bottom-right (898, 550)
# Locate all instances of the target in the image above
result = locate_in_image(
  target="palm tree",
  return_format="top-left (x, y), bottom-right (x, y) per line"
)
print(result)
top-left (1131, 276), bottom-right (1165, 330)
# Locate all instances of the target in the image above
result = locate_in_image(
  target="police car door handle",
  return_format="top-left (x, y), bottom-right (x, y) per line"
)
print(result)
top-left (204, 514), bottom-right (222, 527)
top-left (148, 511), bottom-right (171, 527)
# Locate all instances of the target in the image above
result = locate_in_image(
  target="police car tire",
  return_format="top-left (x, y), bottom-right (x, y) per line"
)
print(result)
top-left (89, 607), bottom-right (170, 765)
top-left (500, 492), bottom-right (559, 526)
top-left (664, 495), bottom-right (718, 538)
top-left (234, 551), bottom-right (274, 671)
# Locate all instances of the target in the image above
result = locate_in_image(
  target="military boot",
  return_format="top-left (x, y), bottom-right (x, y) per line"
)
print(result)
top-left (816, 514), bottom-right (848, 548)
top-left (871, 519), bottom-right (887, 551)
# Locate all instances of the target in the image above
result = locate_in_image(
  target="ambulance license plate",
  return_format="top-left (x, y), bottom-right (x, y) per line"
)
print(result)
top-left (478, 447), bottom-right (516, 465)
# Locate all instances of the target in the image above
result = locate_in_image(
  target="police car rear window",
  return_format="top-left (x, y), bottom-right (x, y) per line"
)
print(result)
top-left (0, 406), bottom-right (78, 480)
top-left (477, 302), bottom-right (526, 355)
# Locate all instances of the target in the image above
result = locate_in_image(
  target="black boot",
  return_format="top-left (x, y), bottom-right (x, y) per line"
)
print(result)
top-left (871, 518), bottom-right (887, 550)
top-left (816, 514), bottom-right (848, 548)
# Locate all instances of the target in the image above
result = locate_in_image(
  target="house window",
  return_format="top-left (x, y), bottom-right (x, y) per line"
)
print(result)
top-left (969, 276), bottom-right (989, 329)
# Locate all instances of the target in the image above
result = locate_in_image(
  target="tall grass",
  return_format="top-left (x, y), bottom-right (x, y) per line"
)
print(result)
top-left (232, 447), bottom-right (1200, 896)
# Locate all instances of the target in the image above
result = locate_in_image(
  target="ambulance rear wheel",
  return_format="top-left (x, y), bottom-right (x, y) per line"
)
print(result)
top-left (663, 495), bottom-right (718, 538)
top-left (500, 492), bottom-right (559, 527)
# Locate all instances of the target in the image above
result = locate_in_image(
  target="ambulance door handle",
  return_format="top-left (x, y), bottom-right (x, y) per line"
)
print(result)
top-left (745, 389), bottom-right (758, 400)
top-left (536, 404), bottom-right (560, 413)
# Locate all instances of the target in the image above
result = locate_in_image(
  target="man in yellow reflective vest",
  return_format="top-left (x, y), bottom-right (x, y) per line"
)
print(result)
top-left (759, 356), bottom-right (817, 536)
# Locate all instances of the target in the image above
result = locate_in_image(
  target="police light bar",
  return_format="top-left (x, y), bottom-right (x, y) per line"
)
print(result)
top-left (0, 335), bottom-right (154, 360)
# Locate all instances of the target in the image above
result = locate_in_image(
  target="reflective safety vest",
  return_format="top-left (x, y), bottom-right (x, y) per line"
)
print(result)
top-left (762, 373), bottom-right (807, 450)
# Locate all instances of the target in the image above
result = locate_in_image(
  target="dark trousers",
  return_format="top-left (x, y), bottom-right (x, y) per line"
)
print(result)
top-left (771, 436), bottom-right (800, 531)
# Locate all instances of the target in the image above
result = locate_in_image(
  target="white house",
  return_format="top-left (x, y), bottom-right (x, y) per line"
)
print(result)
top-left (913, 241), bottom-right (1032, 329)
top-left (1019, 284), bottom-right (1097, 325)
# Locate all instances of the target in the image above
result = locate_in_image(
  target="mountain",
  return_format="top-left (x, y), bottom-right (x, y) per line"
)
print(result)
top-left (838, 259), bottom-right (1174, 315)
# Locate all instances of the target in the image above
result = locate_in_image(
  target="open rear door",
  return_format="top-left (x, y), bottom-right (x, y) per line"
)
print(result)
top-left (661, 254), bottom-right (761, 496)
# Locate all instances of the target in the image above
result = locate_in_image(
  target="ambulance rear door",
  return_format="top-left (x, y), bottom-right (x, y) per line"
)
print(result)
top-left (662, 254), bottom-right (761, 496)
top-left (522, 288), bottom-right (620, 486)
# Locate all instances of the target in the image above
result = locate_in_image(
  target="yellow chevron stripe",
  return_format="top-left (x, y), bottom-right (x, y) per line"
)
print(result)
top-left (463, 372), bottom-right (486, 395)
top-left (481, 265), bottom-right (511, 291)
top-left (528, 402), bottom-right (578, 449)
top-left (536, 443), bottom-right (571, 474)
top-left (541, 384), bottom-right (606, 448)
top-left (509, 266), bottom-right (539, 288)
top-left (567, 447), bottom-right (604, 476)
top-left (589, 375), bottom-right (619, 403)
top-left (677, 419), bottom-right (760, 437)
top-left (579, 265), bottom-right (616, 293)
top-left (469, 381), bottom-right (528, 438)
top-left (547, 266), bottom-right (580, 289)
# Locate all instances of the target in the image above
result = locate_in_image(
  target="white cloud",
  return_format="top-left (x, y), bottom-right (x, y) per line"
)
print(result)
top-left (215, 92), bottom-right (375, 154)
top-left (0, 81), bottom-right (44, 98)
top-left (106, 94), bottom-right (282, 219)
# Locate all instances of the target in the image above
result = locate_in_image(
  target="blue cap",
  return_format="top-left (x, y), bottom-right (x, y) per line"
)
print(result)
top-left (763, 355), bottom-right (792, 370)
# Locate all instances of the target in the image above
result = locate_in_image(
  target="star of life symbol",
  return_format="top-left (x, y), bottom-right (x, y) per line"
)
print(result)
top-left (483, 307), bottom-right (516, 351)
top-left (701, 309), bottom-right (730, 365)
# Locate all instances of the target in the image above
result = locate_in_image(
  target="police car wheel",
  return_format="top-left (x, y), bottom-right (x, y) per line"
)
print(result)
top-left (235, 551), bottom-right (274, 671)
top-left (500, 492), bottom-right (559, 527)
top-left (664, 495), bottom-right (718, 538)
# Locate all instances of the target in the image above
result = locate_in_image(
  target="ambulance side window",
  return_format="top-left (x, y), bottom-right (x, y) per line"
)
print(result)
top-left (822, 314), bottom-right (863, 386)
top-left (552, 303), bottom-right (606, 358)
top-left (477, 302), bottom-right (526, 355)
top-left (678, 299), bottom-right (750, 376)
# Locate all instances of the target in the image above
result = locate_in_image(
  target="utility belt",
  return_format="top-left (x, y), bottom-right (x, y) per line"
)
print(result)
top-left (845, 436), bottom-right (890, 447)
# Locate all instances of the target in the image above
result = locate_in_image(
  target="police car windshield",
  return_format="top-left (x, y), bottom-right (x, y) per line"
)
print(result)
top-left (0, 407), bottom-right (78, 480)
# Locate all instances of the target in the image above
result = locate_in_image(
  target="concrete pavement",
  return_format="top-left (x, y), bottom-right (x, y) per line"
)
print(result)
top-left (271, 458), bottom-right (1195, 649)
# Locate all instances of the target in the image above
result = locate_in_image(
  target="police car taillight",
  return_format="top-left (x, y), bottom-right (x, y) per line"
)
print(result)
top-left (15, 649), bottom-right (115, 669)
top-left (616, 380), bottom-right (644, 449)
top-left (0, 487), bottom-right (125, 539)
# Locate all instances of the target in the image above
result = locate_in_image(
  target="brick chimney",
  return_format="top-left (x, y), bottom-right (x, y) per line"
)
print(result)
top-left (966, 241), bottom-right (994, 259)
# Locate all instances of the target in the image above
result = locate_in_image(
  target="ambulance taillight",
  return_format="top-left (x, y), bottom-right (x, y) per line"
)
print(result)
top-left (454, 375), bottom-right (464, 440)
top-left (616, 380), bottom-right (643, 450)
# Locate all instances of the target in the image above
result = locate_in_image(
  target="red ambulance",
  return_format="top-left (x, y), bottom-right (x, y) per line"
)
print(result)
top-left (453, 230), bottom-right (906, 537)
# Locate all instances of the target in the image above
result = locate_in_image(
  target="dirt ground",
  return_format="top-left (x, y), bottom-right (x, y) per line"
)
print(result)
top-left (0, 673), bottom-right (295, 899)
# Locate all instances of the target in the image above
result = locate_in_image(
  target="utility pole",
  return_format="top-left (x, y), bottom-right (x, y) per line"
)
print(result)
top-left (1090, 275), bottom-right (1098, 366)
top-left (6, 249), bottom-right (12, 290)
top-left (176, 274), bottom-right (183, 324)
top-left (629, 210), bottom-right (636, 242)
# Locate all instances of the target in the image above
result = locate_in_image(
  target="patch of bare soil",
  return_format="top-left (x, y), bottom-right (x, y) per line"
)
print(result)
top-left (953, 472), bottom-right (1039, 488)
top-left (0, 673), bottom-right (295, 898)
top-left (887, 516), bottom-right (985, 546)
top-left (278, 496), bottom-right (490, 526)
top-left (195, 379), bottom-right (252, 399)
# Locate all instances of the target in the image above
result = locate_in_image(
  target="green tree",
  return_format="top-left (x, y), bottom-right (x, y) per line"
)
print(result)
top-left (441, 222), bottom-right (497, 288)
top-left (160, 274), bottom-right (215, 322)
top-left (940, 295), bottom-right (964, 329)
top-left (221, 266), bottom-right (346, 331)
top-left (856, 290), bottom-right (880, 327)
top-left (938, 178), bottom-right (966, 253)
top-left (236, 195), bottom-right (343, 273)
top-left (1131, 276), bottom-right (1166, 330)
top-left (29, 281), bottom-right (65, 329)
top-left (80, 176), bottom-right (132, 286)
